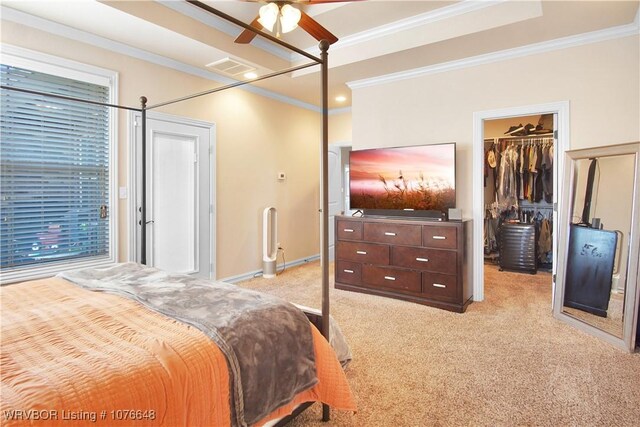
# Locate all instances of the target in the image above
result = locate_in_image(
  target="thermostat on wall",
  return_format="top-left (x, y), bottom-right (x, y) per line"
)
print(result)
top-left (278, 172), bottom-right (286, 180)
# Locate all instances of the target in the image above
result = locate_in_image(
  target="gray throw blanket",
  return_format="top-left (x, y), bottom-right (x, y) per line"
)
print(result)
top-left (59, 263), bottom-right (317, 427)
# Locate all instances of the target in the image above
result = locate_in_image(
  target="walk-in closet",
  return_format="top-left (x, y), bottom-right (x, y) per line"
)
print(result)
top-left (483, 114), bottom-right (556, 274)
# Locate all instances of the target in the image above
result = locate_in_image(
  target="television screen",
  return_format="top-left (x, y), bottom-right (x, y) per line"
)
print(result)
top-left (349, 143), bottom-right (456, 212)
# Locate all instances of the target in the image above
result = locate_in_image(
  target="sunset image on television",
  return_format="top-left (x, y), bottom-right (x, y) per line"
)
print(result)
top-left (349, 144), bottom-right (456, 212)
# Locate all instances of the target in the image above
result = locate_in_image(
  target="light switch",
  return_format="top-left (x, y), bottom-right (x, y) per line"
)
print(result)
top-left (119, 187), bottom-right (128, 199)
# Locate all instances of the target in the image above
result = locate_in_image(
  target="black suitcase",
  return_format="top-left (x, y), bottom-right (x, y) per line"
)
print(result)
top-left (564, 224), bottom-right (617, 318)
top-left (499, 223), bottom-right (537, 274)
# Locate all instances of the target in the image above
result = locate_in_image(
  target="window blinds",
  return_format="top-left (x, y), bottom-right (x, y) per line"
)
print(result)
top-left (1, 64), bottom-right (111, 270)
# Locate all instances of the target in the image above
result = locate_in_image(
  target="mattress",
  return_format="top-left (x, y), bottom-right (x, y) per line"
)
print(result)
top-left (0, 275), bottom-right (355, 426)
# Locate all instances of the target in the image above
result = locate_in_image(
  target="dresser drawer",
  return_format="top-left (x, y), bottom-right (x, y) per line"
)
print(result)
top-left (336, 261), bottom-right (362, 285)
top-left (391, 246), bottom-right (457, 275)
top-left (422, 272), bottom-right (458, 302)
top-left (336, 241), bottom-right (389, 264)
top-left (423, 226), bottom-right (457, 249)
top-left (363, 222), bottom-right (422, 246)
top-left (362, 265), bottom-right (421, 293)
top-left (337, 220), bottom-right (363, 240)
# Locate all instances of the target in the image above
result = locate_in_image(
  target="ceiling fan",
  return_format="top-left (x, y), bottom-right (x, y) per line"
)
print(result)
top-left (235, 0), bottom-right (353, 45)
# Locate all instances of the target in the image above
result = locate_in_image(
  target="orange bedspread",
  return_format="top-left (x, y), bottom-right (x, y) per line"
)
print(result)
top-left (0, 277), bottom-right (355, 426)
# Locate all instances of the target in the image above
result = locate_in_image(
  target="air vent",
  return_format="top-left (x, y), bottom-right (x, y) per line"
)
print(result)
top-left (206, 57), bottom-right (256, 77)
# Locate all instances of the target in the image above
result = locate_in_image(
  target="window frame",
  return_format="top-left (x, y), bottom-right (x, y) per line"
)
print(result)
top-left (1, 44), bottom-right (119, 284)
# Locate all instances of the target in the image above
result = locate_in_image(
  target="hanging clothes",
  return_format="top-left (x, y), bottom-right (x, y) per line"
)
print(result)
top-left (538, 217), bottom-right (553, 263)
top-left (541, 141), bottom-right (554, 203)
top-left (496, 144), bottom-right (519, 211)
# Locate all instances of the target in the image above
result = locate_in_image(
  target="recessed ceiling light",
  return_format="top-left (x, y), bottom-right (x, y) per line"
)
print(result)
top-left (335, 95), bottom-right (347, 102)
top-left (244, 72), bottom-right (258, 79)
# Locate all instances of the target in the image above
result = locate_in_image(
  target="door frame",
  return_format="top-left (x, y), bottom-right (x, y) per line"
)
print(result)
top-left (472, 101), bottom-right (570, 301)
top-left (328, 142), bottom-right (352, 260)
top-left (127, 111), bottom-right (216, 278)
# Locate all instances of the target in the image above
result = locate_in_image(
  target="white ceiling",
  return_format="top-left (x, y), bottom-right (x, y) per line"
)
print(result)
top-left (2, 0), bottom-right (639, 109)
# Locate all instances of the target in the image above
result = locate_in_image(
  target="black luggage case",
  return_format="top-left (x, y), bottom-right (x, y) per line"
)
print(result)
top-left (564, 224), bottom-right (617, 318)
top-left (499, 223), bottom-right (537, 274)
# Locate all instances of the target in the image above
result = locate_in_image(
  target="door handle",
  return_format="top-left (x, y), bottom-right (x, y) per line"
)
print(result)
top-left (384, 232), bottom-right (397, 236)
top-left (432, 283), bottom-right (446, 288)
top-left (356, 250), bottom-right (367, 255)
top-left (416, 257), bottom-right (429, 262)
top-left (384, 276), bottom-right (396, 281)
top-left (344, 228), bottom-right (354, 232)
top-left (432, 236), bottom-right (446, 240)
top-left (343, 269), bottom-right (354, 274)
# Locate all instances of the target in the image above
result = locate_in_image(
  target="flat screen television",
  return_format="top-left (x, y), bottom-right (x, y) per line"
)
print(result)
top-left (349, 142), bottom-right (456, 217)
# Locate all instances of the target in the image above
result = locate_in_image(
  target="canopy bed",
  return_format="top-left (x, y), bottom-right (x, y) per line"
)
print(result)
top-left (0, 1), bottom-right (348, 425)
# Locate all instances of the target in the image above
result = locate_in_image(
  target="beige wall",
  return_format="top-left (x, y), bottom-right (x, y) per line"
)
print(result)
top-left (329, 111), bottom-right (352, 144)
top-left (1, 21), bottom-right (322, 279)
top-left (351, 35), bottom-right (640, 217)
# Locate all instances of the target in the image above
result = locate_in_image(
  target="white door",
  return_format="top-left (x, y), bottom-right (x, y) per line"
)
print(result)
top-left (328, 145), bottom-right (344, 260)
top-left (132, 113), bottom-right (215, 279)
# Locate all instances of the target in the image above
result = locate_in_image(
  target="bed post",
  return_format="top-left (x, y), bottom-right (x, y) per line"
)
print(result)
top-left (319, 39), bottom-right (331, 423)
top-left (140, 96), bottom-right (148, 265)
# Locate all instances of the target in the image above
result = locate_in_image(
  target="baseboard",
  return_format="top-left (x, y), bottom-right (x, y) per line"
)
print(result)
top-left (221, 254), bottom-right (321, 283)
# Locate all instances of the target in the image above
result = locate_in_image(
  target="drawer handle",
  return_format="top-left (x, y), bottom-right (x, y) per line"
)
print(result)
top-left (356, 250), bottom-right (367, 255)
top-left (416, 257), bottom-right (429, 262)
top-left (344, 228), bottom-right (354, 232)
top-left (384, 232), bottom-right (397, 236)
top-left (432, 283), bottom-right (446, 288)
top-left (343, 269), bottom-right (354, 274)
top-left (384, 276), bottom-right (396, 281)
top-left (432, 236), bottom-right (446, 240)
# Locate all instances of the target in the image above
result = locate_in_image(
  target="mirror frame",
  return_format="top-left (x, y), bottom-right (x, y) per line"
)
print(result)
top-left (553, 142), bottom-right (640, 352)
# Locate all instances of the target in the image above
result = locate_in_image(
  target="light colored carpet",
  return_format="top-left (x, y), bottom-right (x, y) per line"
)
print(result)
top-left (238, 262), bottom-right (640, 426)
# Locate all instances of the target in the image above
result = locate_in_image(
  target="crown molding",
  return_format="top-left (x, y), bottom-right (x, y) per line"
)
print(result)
top-left (328, 106), bottom-right (351, 116)
top-left (0, 5), bottom-right (325, 113)
top-left (347, 19), bottom-right (640, 90)
top-left (299, 0), bottom-right (508, 60)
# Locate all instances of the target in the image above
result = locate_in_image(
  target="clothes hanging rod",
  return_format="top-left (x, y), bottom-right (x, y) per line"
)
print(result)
top-left (0, 85), bottom-right (142, 112)
top-left (146, 61), bottom-right (318, 110)
top-left (497, 133), bottom-right (554, 140)
top-left (186, 0), bottom-right (322, 64)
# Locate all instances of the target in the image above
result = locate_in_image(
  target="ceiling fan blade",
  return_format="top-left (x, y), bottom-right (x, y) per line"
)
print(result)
top-left (298, 10), bottom-right (339, 44)
top-left (234, 16), bottom-right (262, 44)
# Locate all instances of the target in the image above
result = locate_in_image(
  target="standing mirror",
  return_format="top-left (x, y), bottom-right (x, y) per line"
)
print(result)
top-left (554, 142), bottom-right (640, 352)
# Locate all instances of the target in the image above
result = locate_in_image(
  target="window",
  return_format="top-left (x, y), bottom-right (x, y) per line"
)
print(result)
top-left (0, 47), bottom-right (117, 283)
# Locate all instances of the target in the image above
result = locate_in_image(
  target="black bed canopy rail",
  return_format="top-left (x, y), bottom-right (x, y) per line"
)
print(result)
top-left (146, 61), bottom-right (319, 110)
top-left (2, 4), bottom-right (333, 408)
top-left (0, 85), bottom-right (143, 112)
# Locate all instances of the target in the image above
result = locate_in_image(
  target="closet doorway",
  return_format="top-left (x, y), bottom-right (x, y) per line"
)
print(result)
top-left (472, 102), bottom-right (569, 303)
top-left (483, 115), bottom-right (556, 293)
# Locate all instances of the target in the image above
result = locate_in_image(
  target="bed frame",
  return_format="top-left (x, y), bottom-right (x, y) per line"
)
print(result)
top-left (0, 1), bottom-right (333, 422)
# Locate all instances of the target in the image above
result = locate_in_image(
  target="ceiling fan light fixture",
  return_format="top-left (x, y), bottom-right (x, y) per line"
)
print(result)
top-left (258, 2), bottom-right (278, 32)
top-left (280, 4), bottom-right (301, 34)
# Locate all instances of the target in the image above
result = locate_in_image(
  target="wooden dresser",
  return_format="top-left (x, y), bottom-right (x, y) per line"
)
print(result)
top-left (334, 215), bottom-right (472, 313)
